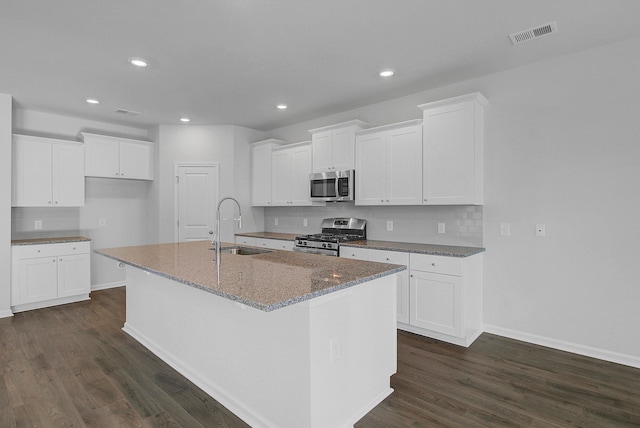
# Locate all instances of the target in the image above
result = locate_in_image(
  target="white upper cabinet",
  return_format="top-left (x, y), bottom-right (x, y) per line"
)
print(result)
top-left (251, 139), bottom-right (283, 206)
top-left (271, 142), bottom-right (315, 206)
top-left (81, 132), bottom-right (154, 180)
top-left (12, 134), bottom-right (85, 207)
top-left (309, 120), bottom-right (369, 173)
top-left (419, 92), bottom-right (487, 205)
top-left (355, 120), bottom-right (423, 205)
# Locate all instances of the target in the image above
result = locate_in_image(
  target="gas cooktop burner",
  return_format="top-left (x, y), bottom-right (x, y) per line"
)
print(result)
top-left (294, 218), bottom-right (367, 256)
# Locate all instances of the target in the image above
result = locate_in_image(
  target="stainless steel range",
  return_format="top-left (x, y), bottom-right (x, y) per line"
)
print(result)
top-left (294, 218), bottom-right (366, 256)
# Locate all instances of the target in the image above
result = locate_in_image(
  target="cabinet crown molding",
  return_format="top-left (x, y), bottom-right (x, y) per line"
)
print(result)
top-left (250, 138), bottom-right (284, 146)
top-left (356, 119), bottom-right (423, 136)
top-left (308, 119), bottom-right (369, 134)
top-left (13, 133), bottom-right (82, 145)
top-left (417, 92), bottom-right (488, 111)
top-left (271, 140), bottom-right (311, 151)
top-left (79, 132), bottom-right (153, 145)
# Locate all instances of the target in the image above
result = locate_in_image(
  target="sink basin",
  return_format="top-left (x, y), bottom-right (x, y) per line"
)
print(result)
top-left (219, 246), bottom-right (273, 256)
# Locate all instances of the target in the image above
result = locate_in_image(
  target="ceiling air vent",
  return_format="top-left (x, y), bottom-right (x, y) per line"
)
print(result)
top-left (509, 21), bottom-right (558, 45)
top-left (115, 108), bottom-right (141, 116)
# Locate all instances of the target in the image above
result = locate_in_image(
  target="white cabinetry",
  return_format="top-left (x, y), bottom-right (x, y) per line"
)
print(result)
top-left (355, 120), bottom-right (423, 205)
top-left (271, 142), bottom-right (314, 206)
top-left (419, 92), bottom-right (487, 205)
top-left (11, 241), bottom-right (91, 312)
top-left (235, 236), bottom-right (257, 246)
top-left (81, 132), bottom-right (154, 180)
top-left (341, 247), bottom-right (410, 324)
top-left (255, 238), bottom-right (294, 251)
top-left (406, 252), bottom-right (483, 346)
top-left (12, 134), bottom-right (85, 207)
top-left (251, 139), bottom-right (283, 206)
top-left (309, 120), bottom-right (368, 173)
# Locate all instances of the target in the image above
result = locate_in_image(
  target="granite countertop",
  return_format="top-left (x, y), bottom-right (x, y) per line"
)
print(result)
top-left (11, 236), bottom-right (92, 246)
top-left (235, 231), bottom-right (298, 241)
top-left (95, 240), bottom-right (404, 312)
top-left (341, 240), bottom-right (485, 257)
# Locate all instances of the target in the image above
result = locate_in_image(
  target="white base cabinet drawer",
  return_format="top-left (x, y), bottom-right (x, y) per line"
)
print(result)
top-left (11, 242), bottom-right (91, 312)
top-left (235, 236), bottom-right (257, 246)
top-left (256, 238), bottom-right (294, 251)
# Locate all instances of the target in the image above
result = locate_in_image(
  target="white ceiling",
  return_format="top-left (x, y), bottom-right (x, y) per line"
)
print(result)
top-left (2, 0), bottom-right (640, 131)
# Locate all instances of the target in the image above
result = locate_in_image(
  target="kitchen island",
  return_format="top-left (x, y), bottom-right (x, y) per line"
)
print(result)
top-left (96, 240), bottom-right (404, 428)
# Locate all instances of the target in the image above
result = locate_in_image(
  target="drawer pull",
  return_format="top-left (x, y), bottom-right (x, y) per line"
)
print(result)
top-left (386, 258), bottom-right (390, 261)
top-left (36, 250), bottom-right (40, 253)
top-left (432, 263), bottom-right (436, 266)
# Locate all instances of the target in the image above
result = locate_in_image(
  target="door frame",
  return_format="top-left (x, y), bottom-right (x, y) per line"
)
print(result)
top-left (173, 162), bottom-right (219, 242)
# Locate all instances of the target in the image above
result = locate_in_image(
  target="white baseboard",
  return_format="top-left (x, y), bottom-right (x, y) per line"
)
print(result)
top-left (0, 309), bottom-right (14, 319)
top-left (483, 324), bottom-right (640, 369)
top-left (91, 281), bottom-right (125, 291)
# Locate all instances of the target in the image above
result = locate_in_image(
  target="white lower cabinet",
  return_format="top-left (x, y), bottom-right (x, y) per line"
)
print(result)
top-left (342, 246), bottom-right (483, 347)
top-left (340, 247), bottom-right (410, 324)
top-left (11, 241), bottom-right (91, 312)
top-left (407, 252), bottom-right (483, 346)
top-left (255, 238), bottom-right (294, 251)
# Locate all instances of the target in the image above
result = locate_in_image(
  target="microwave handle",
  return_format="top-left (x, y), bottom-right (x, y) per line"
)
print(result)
top-left (335, 176), bottom-right (340, 198)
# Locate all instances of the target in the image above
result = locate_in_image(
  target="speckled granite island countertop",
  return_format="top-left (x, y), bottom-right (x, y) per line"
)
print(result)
top-left (11, 236), bottom-right (91, 245)
top-left (341, 239), bottom-right (485, 257)
top-left (234, 231), bottom-right (298, 241)
top-left (95, 240), bottom-right (404, 311)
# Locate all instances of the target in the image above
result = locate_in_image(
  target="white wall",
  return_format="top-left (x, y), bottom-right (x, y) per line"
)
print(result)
top-left (0, 94), bottom-right (12, 317)
top-left (266, 36), bottom-right (640, 366)
top-left (155, 125), bottom-right (264, 244)
top-left (11, 109), bottom-right (153, 289)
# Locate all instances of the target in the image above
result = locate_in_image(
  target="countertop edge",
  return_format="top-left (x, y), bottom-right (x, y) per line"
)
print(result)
top-left (340, 241), bottom-right (485, 257)
top-left (12, 236), bottom-right (92, 246)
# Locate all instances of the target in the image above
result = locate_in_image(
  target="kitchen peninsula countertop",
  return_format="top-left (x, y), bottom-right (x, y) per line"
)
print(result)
top-left (96, 240), bottom-right (404, 311)
top-left (11, 236), bottom-right (91, 245)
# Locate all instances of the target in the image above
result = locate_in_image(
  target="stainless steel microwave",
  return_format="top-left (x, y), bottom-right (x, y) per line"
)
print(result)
top-left (309, 170), bottom-right (355, 202)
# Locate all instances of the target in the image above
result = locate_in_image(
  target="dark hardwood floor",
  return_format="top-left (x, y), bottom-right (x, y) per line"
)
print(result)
top-left (2, 288), bottom-right (639, 427)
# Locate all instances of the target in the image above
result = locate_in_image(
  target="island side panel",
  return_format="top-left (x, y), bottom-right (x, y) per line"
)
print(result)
top-left (123, 266), bottom-right (312, 428)
top-left (308, 273), bottom-right (397, 427)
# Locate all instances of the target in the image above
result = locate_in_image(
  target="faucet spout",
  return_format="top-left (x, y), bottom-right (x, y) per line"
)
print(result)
top-left (216, 197), bottom-right (242, 284)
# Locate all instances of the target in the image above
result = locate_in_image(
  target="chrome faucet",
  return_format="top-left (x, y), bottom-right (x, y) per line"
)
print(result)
top-left (215, 197), bottom-right (242, 283)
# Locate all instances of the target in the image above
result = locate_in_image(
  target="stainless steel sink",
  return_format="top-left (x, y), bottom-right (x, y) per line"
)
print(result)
top-left (219, 246), bottom-right (273, 256)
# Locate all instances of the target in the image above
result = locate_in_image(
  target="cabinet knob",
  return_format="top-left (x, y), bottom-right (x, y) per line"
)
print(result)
top-left (48, 201), bottom-right (52, 204)
top-left (424, 199), bottom-right (427, 202)
top-left (54, 201), bottom-right (58, 204)
top-left (72, 247), bottom-right (76, 250)
top-left (432, 262), bottom-right (436, 266)
top-left (59, 258), bottom-right (63, 262)
top-left (36, 250), bottom-right (40, 253)
top-left (380, 199), bottom-right (384, 202)
top-left (386, 258), bottom-right (390, 261)
top-left (386, 199), bottom-right (390, 202)
top-left (410, 274), bottom-right (414, 278)
top-left (52, 258), bottom-right (56, 262)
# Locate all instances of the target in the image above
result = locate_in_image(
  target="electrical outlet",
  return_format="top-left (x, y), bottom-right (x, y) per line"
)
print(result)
top-left (500, 222), bottom-right (510, 236)
top-left (99, 218), bottom-right (106, 227)
top-left (34, 220), bottom-right (42, 230)
top-left (303, 218), bottom-right (308, 227)
top-left (386, 220), bottom-right (393, 231)
top-left (536, 224), bottom-right (546, 237)
top-left (438, 223), bottom-right (446, 234)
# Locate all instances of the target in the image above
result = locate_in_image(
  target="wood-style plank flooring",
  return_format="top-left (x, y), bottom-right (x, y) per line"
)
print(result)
top-left (1, 287), bottom-right (639, 427)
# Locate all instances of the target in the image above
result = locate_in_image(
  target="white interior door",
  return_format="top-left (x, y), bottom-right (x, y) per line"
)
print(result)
top-left (175, 164), bottom-right (219, 242)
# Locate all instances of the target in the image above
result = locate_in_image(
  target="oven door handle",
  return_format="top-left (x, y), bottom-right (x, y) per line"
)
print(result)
top-left (292, 247), bottom-right (337, 256)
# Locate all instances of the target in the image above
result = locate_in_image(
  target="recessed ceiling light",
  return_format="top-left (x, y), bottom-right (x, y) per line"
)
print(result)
top-left (379, 69), bottom-right (395, 78)
top-left (86, 98), bottom-right (100, 104)
top-left (276, 104), bottom-right (287, 110)
top-left (180, 117), bottom-right (190, 123)
top-left (129, 57), bottom-right (149, 67)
